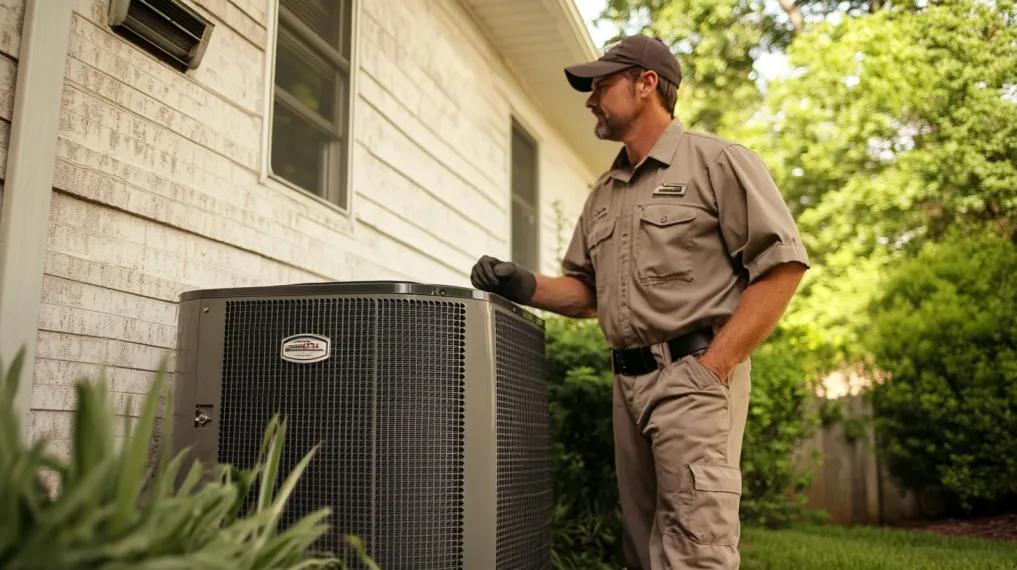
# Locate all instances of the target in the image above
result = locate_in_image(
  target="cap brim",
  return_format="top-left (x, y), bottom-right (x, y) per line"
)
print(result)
top-left (564, 60), bottom-right (633, 92)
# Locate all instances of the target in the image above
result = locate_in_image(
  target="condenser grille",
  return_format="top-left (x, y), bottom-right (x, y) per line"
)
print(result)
top-left (220, 298), bottom-right (375, 556)
top-left (218, 297), bottom-right (465, 567)
top-left (495, 311), bottom-right (551, 569)
top-left (374, 299), bottom-right (466, 569)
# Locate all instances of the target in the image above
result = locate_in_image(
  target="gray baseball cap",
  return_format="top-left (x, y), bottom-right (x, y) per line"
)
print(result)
top-left (565, 35), bottom-right (682, 92)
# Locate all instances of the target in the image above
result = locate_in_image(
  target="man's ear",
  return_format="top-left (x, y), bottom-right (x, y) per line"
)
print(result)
top-left (640, 70), bottom-right (660, 99)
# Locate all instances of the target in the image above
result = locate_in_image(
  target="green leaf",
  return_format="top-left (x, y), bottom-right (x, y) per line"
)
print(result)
top-left (111, 372), bottom-right (166, 534)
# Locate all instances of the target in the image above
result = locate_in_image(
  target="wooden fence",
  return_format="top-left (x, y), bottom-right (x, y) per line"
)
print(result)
top-left (801, 394), bottom-right (922, 524)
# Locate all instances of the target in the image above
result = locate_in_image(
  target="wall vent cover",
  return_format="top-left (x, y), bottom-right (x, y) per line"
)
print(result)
top-left (108, 0), bottom-right (214, 71)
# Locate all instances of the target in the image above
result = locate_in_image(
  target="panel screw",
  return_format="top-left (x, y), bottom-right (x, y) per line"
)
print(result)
top-left (195, 411), bottom-right (211, 426)
top-left (202, 307), bottom-right (209, 313)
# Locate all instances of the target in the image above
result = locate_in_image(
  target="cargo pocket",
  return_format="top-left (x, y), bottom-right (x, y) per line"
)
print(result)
top-left (681, 463), bottom-right (742, 545)
top-left (635, 204), bottom-right (695, 283)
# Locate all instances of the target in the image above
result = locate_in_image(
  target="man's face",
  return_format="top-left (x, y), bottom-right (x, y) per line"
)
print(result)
top-left (586, 71), bottom-right (640, 141)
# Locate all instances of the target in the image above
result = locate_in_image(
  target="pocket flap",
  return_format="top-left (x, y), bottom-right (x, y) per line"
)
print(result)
top-left (588, 217), bottom-right (617, 247)
top-left (690, 464), bottom-right (742, 494)
top-left (639, 204), bottom-right (696, 227)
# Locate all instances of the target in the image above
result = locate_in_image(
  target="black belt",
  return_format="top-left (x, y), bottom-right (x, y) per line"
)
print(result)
top-left (611, 329), bottom-right (714, 377)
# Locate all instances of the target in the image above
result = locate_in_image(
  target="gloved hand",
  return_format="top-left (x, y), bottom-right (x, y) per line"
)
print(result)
top-left (470, 255), bottom-right (536, 304)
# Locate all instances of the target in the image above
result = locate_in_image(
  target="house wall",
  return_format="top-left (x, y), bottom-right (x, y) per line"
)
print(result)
top-left (12, 0), bottom-right (598, 450)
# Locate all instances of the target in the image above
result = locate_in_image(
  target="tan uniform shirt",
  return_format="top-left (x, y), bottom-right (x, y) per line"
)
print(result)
top-left (562, 120), bottom-right (810, 349)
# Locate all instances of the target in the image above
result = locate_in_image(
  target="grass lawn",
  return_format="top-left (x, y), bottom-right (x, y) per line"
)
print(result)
top-left (741, 524), bottom-right (1017, 569)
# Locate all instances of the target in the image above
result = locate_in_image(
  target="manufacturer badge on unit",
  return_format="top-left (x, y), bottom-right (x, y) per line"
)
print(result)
top-left (280, 334), bottom-right (331, 363)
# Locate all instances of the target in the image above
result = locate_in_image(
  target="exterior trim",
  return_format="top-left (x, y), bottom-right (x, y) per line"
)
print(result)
top-left (0, 0), bottom-right (74, 432)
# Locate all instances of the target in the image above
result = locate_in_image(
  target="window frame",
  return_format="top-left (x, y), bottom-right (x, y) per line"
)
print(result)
top-left (509, 118), bottom-right (541, 271)
top-left (261, 0), bottom-right (358, 215)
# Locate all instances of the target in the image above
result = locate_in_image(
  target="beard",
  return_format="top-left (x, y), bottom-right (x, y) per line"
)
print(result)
top-left (592, 105), bottom-right (635, 141)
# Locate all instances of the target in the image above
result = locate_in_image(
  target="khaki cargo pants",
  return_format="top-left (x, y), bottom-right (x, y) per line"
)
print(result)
top-left (614, 344), bottom-right (751, 569)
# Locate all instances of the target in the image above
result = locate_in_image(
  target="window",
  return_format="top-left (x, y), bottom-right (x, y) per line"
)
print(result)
top-left (510, 121), bottom-right (539, 270)
top-left (269, 0), bottom-right (353, 207)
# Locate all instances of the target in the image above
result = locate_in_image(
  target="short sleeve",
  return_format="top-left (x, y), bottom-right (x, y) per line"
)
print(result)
top-left (561, 213), bottom-right (596, 288)
top-left (710, 145), bottom-right (810, 282)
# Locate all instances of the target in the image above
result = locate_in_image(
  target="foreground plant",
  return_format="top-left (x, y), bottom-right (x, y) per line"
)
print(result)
top-left (0, 349), bottom-right (343, 569)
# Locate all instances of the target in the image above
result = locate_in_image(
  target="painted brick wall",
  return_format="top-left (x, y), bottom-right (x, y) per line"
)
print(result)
top-left (23, 0), bottom-right (597, 449)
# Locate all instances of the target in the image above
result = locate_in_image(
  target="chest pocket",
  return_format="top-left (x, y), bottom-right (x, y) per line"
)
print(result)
top-left (635, 204), bottom-right (696, 283)
top-left (587, 216), bottom-right (616, 288)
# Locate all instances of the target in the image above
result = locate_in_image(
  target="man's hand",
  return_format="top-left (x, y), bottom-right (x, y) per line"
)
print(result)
top-left (695, 354), bottom-right (729, 384)
top-left (470, 255), bottom-right (537, 304)
top-left (695, 262), bottom-right (807, 384)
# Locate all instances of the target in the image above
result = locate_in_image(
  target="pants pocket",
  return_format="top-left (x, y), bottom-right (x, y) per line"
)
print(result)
top-left (680, 463), bottom-right (742, 545)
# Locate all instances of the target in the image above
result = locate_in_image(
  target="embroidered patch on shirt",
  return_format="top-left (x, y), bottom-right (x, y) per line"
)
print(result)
top-left (592, 206), bottom-right (609, 221)
top-left (653, 182), bottom-right (688, 197)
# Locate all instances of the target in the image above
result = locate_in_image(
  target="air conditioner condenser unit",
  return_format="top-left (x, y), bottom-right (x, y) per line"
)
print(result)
top-left (172, 282), bottom-right (551, 569)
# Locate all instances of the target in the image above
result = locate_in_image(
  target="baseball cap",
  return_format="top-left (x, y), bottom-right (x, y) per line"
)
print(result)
top-left (564, 34), bottom-right (682, 92)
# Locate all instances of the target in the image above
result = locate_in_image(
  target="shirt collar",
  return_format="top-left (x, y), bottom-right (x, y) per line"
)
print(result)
top-left (607, 119), bottom-right (686, 183)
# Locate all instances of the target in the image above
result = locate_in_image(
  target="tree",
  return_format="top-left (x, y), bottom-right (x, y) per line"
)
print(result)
top-left (599, 0), bottom-right (908, 133)
top-left (602, 0), bottom-right (784, 132)
top-left (765, 0), bottom-right (1017, 360)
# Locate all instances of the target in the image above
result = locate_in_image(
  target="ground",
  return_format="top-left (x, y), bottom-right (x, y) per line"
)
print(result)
top-left (903, 513), bottom-right (1017, 543)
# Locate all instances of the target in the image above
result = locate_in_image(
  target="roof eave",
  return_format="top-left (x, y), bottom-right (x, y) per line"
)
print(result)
top-left (461, 0), bottom-right (617, 176)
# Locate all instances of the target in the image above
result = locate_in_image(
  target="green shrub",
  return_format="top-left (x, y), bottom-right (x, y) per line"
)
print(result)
top-left (545, 316), bottom-right (819, 567)
top-left (0, 349), bottom-right (367, 569)
top-left (740, 324), bottom-right (821, 527)
top-left (545, 317), bottom-right (620, 569)
top-left (868, 229), bottom-right (1017, 514)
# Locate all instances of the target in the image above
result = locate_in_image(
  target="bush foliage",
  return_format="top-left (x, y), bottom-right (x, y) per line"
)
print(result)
top-left (740, 324), bottom-right (820, 526)
top-left (0, 349), bottom-right (362, 570)
top-left (545, 317), bottom-right (620, 569)
top-left (868, 230), bottom-right (1017, 514)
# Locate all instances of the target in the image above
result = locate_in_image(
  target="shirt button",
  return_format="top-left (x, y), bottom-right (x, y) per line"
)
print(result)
top-left (660, 216), bottom-right (668, 223)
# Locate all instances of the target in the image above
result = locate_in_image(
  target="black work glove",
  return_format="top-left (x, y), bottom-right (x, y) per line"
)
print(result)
top-left (470, 255), bottom-right (536, 304)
